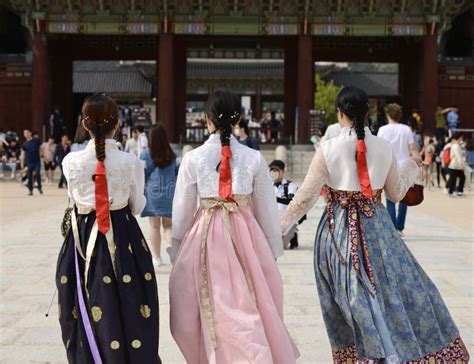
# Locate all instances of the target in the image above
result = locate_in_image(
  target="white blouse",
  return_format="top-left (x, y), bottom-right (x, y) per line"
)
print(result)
top-left (172, 134), bottom-right (284, 258)
top-left (280, 127), bottom-right (420, 234)
top-left (62, 139), bottom-right (146, 215)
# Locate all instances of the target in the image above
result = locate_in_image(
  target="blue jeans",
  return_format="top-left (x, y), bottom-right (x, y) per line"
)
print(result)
top-left (386, 199), bottom-right (407, 232)
top-left (27, 161), bottom-right (42, 192)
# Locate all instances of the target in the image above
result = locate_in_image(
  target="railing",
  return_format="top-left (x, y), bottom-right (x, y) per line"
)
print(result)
top-left (182, 126), bottom-right (291, 145)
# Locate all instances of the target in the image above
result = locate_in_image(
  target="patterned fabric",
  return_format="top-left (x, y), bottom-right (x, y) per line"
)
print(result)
top-left (315, 189), bottom-right (468, 361)
top-left (326, 189), bottom-right (382, 297)
top-left (333, 337), bottom-right (469, 363)
top-left (56, 206), bottom-right (161, 364)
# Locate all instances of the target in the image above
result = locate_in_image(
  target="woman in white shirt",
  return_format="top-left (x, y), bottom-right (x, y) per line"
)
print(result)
top-left (56, 94), bottom-right (161, 363)
top-left (446, 133), bottom-right (466, 197)
top-left (280, 87), bottom-right (469, 363)
top-left (170, 90), bottom-right (299, 363)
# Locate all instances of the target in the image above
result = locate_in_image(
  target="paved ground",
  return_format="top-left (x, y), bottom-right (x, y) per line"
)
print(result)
top-left (0, 178), bottom-right (472, 363)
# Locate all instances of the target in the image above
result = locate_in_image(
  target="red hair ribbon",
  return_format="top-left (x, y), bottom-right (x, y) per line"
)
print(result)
top-left (94, 161), bottom-right (110, 234)
top-left (356, 140), bottom-right (372, 199)
top-left (218, 145), bottom-right (233, 201)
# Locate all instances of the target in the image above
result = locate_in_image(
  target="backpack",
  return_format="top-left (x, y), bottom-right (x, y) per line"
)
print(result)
top-left (442, 147), bottom-right (451, 167)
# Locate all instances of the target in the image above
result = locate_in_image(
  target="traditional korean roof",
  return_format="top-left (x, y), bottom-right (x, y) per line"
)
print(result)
top-left (7, 0), bottom-right (471, 37)
top-left (325, 71), bottom-right (398, 97)
top-left (73, 62), bottom-right (152, 97)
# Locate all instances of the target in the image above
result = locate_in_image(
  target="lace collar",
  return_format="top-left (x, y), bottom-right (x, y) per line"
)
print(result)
top-left (205, 134), bottom-right (238, 145)
top-left (339, 127), bottom-right (372, 138)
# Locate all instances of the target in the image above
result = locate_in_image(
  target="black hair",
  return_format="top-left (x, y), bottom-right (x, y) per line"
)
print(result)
top-left (239, 119), bottom-right (250, 136)
top-left (205, 89), bottom-right (241, 147)
top-left (451, 133), bottom-right (462, 140)
top-left (137, 125), bottom-right (145, 133)
top-left (335, 86), bottom-right (369, 141)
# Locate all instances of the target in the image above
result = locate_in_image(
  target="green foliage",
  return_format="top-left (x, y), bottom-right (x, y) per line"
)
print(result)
top-left (314, 75), bottom-right (343, 125)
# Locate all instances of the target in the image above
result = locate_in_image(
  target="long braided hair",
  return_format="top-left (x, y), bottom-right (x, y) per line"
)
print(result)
top-left (205, 89), bottom-right (241, 200)
top-left (335, 86), bottom-right (370, 148)
top-left (335, 86), bottom-right (372, 197)
top-left (82, 93), bottom-right (119, 163)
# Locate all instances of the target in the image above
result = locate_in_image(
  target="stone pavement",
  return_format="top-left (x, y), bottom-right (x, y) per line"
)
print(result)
top-left (0, 179), bottom-right (472, 363)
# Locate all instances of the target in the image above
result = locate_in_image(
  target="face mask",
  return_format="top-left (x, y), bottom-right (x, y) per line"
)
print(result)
top-left (270, 169), bottom-right (281, 182)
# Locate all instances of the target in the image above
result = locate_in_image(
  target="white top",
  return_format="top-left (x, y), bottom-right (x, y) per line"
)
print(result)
top-left (71, 141), bottom-right (88, 153)
top-left (274, 179), bottom-right (298, 215)
top-left (124, 138), bottom-right (138, 156)
top-left (172, 134), bottom-right (284, 258)
top-left (62, 139), bottom-right (146, 215)
top-left (448, 143), bottom-right (466, 170)
top-left (377, 123), bottom-right (414, 163)
top-left (137, 133), bottom-right (148, 158)
top-left (321, 123), bottom-right (342, 143)
top-left (280, 127), bottom-right (419, 234)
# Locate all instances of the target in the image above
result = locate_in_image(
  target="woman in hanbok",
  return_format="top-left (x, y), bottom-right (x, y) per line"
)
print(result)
top-left (280, 86), bottom-right (470, 363)
top-left (56, 94), bottom-right (161, 363)
top-left (169, 90), bottom-right (299, 363)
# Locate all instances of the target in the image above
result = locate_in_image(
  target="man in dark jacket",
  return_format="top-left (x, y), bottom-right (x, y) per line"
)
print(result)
top-left (55, 135), bottom-right (71, 188)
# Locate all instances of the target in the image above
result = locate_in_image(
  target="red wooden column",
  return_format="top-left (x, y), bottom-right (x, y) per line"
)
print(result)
top-left (420, 33), bottom-right (439, 132)
top-left (296, 35), bottom-right (314, 144)
top-left (31, 28), bottom-right (50, 138)
top-left (174, 37), bottom-right (187, 143)
top-left (284, 38), bottom-right (297, 140)
top-left (157, 34), bottom-right (176, 142)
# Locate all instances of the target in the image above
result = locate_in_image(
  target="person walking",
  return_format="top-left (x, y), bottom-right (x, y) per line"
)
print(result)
top-left (41, 136), bottom-right (57, 185)
top-left (22, 129), bottom-right (43, 195)
top-left (125, 127), bottom-right (140, 156)
top-left (56, 93), bottom-right (161, 363)
top-left (136, 125), bottom-right (148, 158)
top-left (422, 139), bottom-right (436, 189)
top-left (435, 138), bottom-right (447, 188)
top-left (377, 103), bottom-right (420, 235)
top-left (280, 86), bottom-right (470, 363)
top-left (169, 90), bottom-right (299, 363)
top-left (235, 119), bottom-right (260, 150)
top-left (446, 133), bottom-right (466, 197)
top-left (140, 124), bottom-right (177, 268)
top-left (50, 106), bottom-right (64, 143)
top-left (55, 135), bottom-right (71, 188)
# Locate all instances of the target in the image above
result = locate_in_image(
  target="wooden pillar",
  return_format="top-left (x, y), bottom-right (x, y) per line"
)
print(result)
top-left (296, 35), bottom-right (314, 144)
top-left (420, 34), bottom-right (439, 132)
top-left (174, 37), bottom-right (187, 144)
top-left (31, 29), bottom-right (49, 138)
top-left (157, 34), bottom-right (176, 142)
top-left (284, 38), bottom-right (297, 140)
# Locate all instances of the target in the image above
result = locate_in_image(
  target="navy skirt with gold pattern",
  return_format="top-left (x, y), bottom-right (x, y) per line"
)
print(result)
top-left (56, 206), bottom-right (161, 364)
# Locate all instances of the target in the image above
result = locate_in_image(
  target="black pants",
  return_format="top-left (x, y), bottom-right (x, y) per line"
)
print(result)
top-left (27, 161), bottom-right (42, 192)
top-left (59, 165), bottom-right (67, 188)
top-left (436, 162), bottom-right (447, 187)
top-left (447, 169), bottom-right (465, 194)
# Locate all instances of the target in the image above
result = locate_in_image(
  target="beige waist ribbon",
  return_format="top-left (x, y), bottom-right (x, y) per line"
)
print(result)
top-left (199, 195), bottom-right (256, 349)
top-left (71, 201), bottom-right (128, 298)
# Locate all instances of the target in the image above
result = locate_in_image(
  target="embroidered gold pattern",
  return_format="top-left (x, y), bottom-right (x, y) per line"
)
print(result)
top-left (91, 306), bottom-right (103, 322)
top-left (60, 275), bottom-right (68, 284)
top-left (122, 274), bottom-right (132, 283)
top-left (132, 339), bottom-right (142, 349)
top-left (103, 275), bottom-right (112, 284)
top-left (144, 272), bottom-right (152, 281)
top-left (140, 304), bottom-right (151, 318)
top-left (110, 340), bottom-right (120, 350)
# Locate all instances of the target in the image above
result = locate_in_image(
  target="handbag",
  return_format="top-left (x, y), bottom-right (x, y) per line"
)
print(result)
top-left (60, 198), bottom-right (73, 238)
top-left (401, 184), bottom-right (424, 206)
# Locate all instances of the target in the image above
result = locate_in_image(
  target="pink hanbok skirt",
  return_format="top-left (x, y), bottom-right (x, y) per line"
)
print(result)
top-left (169, 196), bottom-right (299, 364)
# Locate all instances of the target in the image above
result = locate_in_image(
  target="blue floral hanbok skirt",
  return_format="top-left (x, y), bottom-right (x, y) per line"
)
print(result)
top-left (314, 188), bottom-right (470, 363)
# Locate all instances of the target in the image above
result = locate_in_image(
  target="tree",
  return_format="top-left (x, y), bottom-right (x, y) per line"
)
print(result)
top-left (314, 75), bottom-right (343, 125)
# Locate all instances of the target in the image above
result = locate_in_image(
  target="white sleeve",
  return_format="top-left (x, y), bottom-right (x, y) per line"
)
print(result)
top-left (280, 148), bottom-right (329, 235)
top-left (384, 151), bottom-right (419, 202)
top-left (251, 152), bottom-right (284, 258)
top-left (128, 157), bottom-right (146, 215)
top-left (407, 128), bottom-right (414, 145)
top-left (171, 153), bottom-right (198, 253)
top-left (61, 155), bottom-right (73, 199)
top-left (288, 181), bottom-right (298, 196)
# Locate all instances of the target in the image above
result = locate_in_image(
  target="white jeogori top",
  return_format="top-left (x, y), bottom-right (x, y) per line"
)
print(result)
top-left (280, 127), bottom-right (419, 234)
top-left (62, 139), bottom-right (146, 215)
top-left (172, 134), bottom-right (284, 258)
